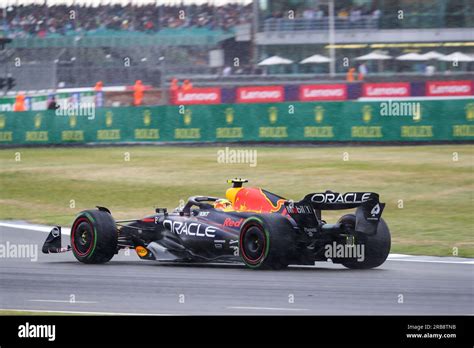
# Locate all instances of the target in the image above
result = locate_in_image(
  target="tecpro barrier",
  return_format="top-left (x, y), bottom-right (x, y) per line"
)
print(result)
top-left (0, 99), bottom-right (473, 145)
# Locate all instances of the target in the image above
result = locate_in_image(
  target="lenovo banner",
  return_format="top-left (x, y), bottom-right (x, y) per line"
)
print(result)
top-left (426, 80), bottom-right (473, 97)
top-left (299, 84), bottom-right (347, 101)
top-left (236, 86), bottom-right (284, 103)
top-left (363, 82), bottom-right (411, 98)
top-left (173, 88), bottom-right (222, 105)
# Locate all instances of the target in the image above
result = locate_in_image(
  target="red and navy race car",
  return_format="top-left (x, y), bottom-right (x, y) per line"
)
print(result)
top-left (43, 179), bottom-right (391, 269)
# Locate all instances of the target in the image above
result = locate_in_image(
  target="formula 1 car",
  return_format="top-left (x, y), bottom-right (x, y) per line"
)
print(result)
top-left (42, 179), bottom-right (391, 269)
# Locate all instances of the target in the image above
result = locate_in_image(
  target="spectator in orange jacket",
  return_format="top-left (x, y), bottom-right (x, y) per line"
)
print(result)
top-left (169, 78), bottom-right (179, 104)
top-left (182, 79), bottom-right (193, 91)
top-left (170, 78), bottom-right (179, 92)
top-left (94, 81), bottom-right (103, 92)
top-left (346, 67), bottom-right (356, 82)
top-left (13, 94), bottom-right (26, 112)
top-left (133, 80), bottom-right (144, 106)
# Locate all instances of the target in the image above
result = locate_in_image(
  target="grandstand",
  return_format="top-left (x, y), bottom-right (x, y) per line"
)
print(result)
top-left (0, 0), bottom-right (473, 97)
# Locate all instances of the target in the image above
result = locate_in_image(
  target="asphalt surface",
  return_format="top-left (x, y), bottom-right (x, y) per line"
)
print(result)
top-left (1, 223), bottom-right (473, 315)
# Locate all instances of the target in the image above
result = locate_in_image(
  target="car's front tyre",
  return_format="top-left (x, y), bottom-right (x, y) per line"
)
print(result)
top-left (71, 209), bottom-right (117, 264)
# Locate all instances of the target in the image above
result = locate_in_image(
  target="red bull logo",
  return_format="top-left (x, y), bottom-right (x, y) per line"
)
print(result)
top-left (233, 187), bottom-right (286, 214)
top-left (223, 218), bottom-right (244, 227)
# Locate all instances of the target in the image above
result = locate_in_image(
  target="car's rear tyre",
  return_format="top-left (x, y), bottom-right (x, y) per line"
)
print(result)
top-left (71, 209), bottom-right (117, 264)
top-left (239, 214), bottom-right (295, 270)
top-left (337, 214), bottom-right (391, 269)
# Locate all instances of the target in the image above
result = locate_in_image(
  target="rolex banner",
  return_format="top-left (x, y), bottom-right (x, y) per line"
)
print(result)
top-left (0, 99), bottom-right (473, 145)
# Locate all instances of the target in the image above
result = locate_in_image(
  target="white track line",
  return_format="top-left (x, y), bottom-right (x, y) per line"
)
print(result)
top-left (386, 258), bottom-right (474, 265)
top-left (227, 306), bottom-right (308, 311)
top-left (1, 221), bottom-right (473, 265)
top-left (0, 222), bottom-right (71, 235)
top-left (0, 308), bottom-right (175, 316)
top-left (28, 300), bottom-right (98, 304)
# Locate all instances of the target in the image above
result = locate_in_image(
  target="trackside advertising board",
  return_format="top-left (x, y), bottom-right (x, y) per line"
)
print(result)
top-left (172, 88), bottom-right (222, 105)
top-left (426, 80), bottom-right (473, 97)
top-left (236, 86), bottom-right (284, 103)
top-left (0, 99), bottom-right (472, 145)
top-left (299, 84), bottom-right (347, 101)
top-left (362, 82), bottom-right (411, 98)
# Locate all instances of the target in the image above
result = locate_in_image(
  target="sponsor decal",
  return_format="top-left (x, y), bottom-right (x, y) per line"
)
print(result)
top-left (426, 80), bottom-right (473, 97)
top-left (452, 125), bottom-right (474, 137)
top-left (236, 86), bottom-right (284, 103)
top-left (303, 227), bottom-right (318, 237)
top-left (97, 129), bottom-right (120, 140)
top-left (400, 125), bottom-right (433, 138)
top-left (286, 204), bottom-right (313, 214)
top-left (216, 127), bottom-right (243, 138)
top-left (363, 82), bottom-right (410, 98)
top-left (135, 246), bottom-right (148, 257)
top-left (164, 220), bottom-right (216, 238)
top-left (299, 84), bottom-right (347, 101)
top-left (174, 128), bottom-right (201, 139)
top-left (368, 203), bottom-right (381, 221)
top-left (311, 192), bottom-right (372, 204)
top-left (173, 88), bottom-right (221, 105)
top-left (351, 126), bottom-right (383, 138)
top-left (134, 129), bottom-right (159, 140)
top-left (198, 211), bottom-right (210, 217)
top-left (222, 218), bottom-right (244, 227)
top-left (61, 130), bottom-right (84, 141)
top-left (25, 131), bottom-right (49, 141)
top-left (18, 322), bottom-right (55, 341)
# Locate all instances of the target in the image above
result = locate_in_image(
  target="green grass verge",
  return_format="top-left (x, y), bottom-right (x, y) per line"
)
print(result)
top-left (0, 145), bottom-right (472, 257)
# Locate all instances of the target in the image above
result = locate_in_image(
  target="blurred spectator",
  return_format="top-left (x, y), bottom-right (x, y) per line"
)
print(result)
top-left (133, 80), bottom-right (144, 106)
top-left (222, 66), bottom-right (232, 76)
top-left (94, 81), bottom-right (103, 92)
top-left (346, 67), bottom-right (356, 82)
top-left (13, 94), bottom-right (26, 112)
top-left (338, 9), bottom-right (349, 19)
top-left (358, 63), bottom-right (368, 80)
top-left (1, 3), bottom-right (253, 39)
top-left (182, 79), bottom-right (193, 91)
top-left (170, 78), bottom-right (179, 92)
top-left (425, 65), bottom-right (436, 76)
top-left (47, 96), bottom-right (58, 110)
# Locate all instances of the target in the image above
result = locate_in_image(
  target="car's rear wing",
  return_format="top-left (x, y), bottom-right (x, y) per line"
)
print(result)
top-left (288, 191), bottom-right (385, 235)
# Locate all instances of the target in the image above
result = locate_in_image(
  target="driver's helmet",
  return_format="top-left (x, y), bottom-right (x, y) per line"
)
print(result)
top-left (214, 198), bottom-right (232, 210)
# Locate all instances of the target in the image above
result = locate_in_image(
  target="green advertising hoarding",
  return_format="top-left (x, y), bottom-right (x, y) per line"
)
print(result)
top-left (0, 99), bottom-right (473, 145)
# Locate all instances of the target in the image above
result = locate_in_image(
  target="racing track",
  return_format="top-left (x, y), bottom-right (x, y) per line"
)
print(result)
top-left (1, 222), bottom-right (473, 315)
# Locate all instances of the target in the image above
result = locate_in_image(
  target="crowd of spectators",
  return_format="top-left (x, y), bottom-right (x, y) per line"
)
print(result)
top-left (263, 4), bottom-right (381, 29)
top-left (0, 3), bottom-right (253, 38)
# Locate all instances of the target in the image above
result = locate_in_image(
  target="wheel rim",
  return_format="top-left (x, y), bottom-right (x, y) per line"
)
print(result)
top-left (71, 217), bottom-right (95, 257)
top-left (240, 223), bottom-right (266, 265)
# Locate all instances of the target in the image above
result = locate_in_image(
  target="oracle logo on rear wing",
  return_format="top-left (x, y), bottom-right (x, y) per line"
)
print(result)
top-left (311, 192), bottom-right (373, 204)
top-left (301, 191), bottom-right (380, 211)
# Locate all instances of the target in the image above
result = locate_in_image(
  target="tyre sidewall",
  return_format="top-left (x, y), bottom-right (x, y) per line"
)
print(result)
top-left (71, 210), bottom-right (117, 264)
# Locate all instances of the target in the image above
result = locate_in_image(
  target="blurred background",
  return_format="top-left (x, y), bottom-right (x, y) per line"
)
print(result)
top-left (0, 0), bottom-right (473, 105)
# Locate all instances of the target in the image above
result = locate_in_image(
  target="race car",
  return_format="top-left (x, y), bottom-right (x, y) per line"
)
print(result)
top-left (42, 179), bottom-right (391, 269)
